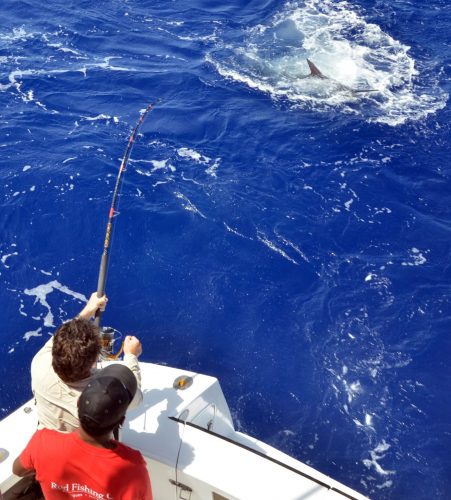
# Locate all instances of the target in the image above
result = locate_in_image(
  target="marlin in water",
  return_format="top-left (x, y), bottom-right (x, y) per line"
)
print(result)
top-left (305, 59), bottom-right (377, 94)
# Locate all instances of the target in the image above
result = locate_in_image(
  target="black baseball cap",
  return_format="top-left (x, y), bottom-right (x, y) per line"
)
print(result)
top-left (78, 364), bottom-right (137, 433)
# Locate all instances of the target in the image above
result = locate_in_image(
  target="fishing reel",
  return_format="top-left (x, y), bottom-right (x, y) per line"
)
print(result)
top-left (99, 326), bottom-right (124, 361)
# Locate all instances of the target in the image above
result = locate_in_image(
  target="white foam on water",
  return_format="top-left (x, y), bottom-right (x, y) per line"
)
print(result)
top-left (256, 230), bottom-right (299, 265)
top-left (353, 413), bottom-right (375, 431)
top-left (181, 173), bottom-right (204, 186)
top-left (97, 56), bottom-right (131, 73)
top-left (24, 280), bottom-right (86, 327)
top-left (208, 0), bottom-right (448, 125)
top-left (177, 147), bottom-right (211, 164)
top-left (363, 440), bottom-right (395, 476)
top-left (344, 198), bottom-right (354, 211)
top-left (205, 158), bottom-right (220, 178)
top-left (150, 159), bottom-right (170, 171)
top-left (153, 180), bottom-right (172, 188)
top-left (1, 252), bottom-right (18, 268)
top-left (224, 222), bottom-right (251, 240)
top-left (0, 26), bottom-right (34, 42)
top-left (62, 157), bottom-right (77, 164)
top-left (177, 147), bottom-right (221, 177)
top-left (401, 247), bottom-right (428, 266)
top-left (343, 379), bottom-right (363, 403)
top-left (136, 168), bottom-right (152, 177)
top-left (47, 43), bottom-right (81, 57)
top-left (275, 231), bottom-right (311, 264)
top-left (23, 327), bottom-right (42, 342)
top-left (363, 271), bottom-right (394, 306)
top-left (81, 114), bottom-right (114, 122)
top-left (174, 191), bottom-right (207, 219)
top-left (6, 69), bottom-right (50, 110)
top-left (19, 300), bottom-right (27, 317)
top-left (3, 52), bottom-right (133, 109)
top-left (376, 480), bottom-right (393, 490)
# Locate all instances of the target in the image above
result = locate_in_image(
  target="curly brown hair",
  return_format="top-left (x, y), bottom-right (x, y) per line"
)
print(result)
top-left (52, 318), bottom-right (102, 383)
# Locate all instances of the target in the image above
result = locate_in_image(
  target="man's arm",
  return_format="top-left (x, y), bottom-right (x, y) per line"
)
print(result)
top-left (12, 456), bottom-right (34, 478)
top-left (12, 431), bottom-right (41, 478)
top-left (123, 336), bottom-right (143, 409)
top-left (77, 293), bottom-right (108, 320)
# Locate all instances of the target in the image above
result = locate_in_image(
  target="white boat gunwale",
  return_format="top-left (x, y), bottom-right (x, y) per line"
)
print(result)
top-left (169, 415), bottom-right (363, 500)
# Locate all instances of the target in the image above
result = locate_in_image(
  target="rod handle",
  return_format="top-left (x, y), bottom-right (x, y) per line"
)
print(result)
top-left (94, 252), bottom-right (109, 327)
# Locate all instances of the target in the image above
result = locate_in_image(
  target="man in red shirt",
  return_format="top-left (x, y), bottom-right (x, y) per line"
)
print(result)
top-left (13, 364), bottom-right (153, 499)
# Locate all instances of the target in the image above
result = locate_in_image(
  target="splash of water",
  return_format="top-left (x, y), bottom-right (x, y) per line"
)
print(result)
top-left (208, 0), bottom-right (447, 125)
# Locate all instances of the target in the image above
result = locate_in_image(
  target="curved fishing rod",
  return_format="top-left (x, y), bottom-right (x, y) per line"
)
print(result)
top-left (94, 102), bottom-right (158, 328)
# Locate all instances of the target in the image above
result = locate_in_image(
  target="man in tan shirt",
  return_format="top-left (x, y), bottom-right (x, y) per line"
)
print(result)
top-left (31, 293), bottom-right (143, 432)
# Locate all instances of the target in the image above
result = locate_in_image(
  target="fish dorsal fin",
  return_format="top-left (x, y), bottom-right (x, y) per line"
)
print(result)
top-left (307, 59), bottom-right (325, 79)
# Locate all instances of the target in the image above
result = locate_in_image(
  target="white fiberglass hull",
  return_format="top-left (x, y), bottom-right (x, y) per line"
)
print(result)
top-left (0, 361), bottom-right (368, 500)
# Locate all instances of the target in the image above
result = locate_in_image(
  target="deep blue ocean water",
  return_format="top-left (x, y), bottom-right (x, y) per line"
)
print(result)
top-left (1, 0), bottom-right (450, 498)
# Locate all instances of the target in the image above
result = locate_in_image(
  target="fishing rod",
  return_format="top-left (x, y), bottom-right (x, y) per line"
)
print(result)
top-left (94, 102), bottom-right (158, 331)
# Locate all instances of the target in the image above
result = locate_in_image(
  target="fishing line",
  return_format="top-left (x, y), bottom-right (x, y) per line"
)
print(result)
top-left (94, 101), bottom-right (158, 329)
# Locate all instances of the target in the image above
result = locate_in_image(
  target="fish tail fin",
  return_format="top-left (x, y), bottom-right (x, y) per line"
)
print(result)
top-left (307, 59), bottom-right (325, 79)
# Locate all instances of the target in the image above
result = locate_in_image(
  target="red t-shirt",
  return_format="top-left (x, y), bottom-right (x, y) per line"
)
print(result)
top-left (20, 429), bottom-right (152, 499)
